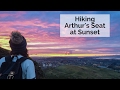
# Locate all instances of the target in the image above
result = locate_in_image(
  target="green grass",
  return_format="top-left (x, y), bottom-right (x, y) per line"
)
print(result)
top-left (44, 65), bottom-right (120, 79)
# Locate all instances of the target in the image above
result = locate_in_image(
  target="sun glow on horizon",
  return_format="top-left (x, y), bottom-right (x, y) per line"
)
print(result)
top-left (29, 53), bottom-right (117, 57)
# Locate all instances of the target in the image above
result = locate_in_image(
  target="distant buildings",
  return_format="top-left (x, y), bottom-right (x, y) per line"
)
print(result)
top-left (32, 57), bottom-right (120, 72)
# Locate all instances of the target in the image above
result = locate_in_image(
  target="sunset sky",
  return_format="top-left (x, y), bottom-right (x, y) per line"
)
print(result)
top-left (0, 11), bottom-right (120, 57)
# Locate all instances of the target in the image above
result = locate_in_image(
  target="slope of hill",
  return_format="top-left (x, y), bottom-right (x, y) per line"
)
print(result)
top-left (1, 47), bottom-right (120, 79)
top-left (44, 65), bottom-right (120, 79)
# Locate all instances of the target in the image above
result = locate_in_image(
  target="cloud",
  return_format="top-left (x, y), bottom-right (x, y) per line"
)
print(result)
top-left (0, 11), bottom-right (120, 55)
top-left (0, 11), bottom-right (26, 21)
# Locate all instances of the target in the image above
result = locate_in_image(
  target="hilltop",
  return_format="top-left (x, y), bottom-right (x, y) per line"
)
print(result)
top-left (44, 65), bottom-right (120, 79)
top-left (1, 47), bottom-right (120, 79)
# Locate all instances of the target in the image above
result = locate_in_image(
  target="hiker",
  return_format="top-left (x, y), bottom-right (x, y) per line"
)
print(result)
top-left (0, 31), bottom-right (36, 79)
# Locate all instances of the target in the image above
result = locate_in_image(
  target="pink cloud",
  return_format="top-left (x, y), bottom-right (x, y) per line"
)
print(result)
top-left (95, 48), bottom-right (112, 52)
top-left (28, 49), bottom-right (66, 54)
top-left (110, 23), bottom-right (119, 32)
top-left (0, 18), bottom-right (94, 46)
top-left (0, 11), bottom-right (26, 18)
top-left (0, 17), bottom-right (101, 55)
top-left (0, 18), bottom-right (60, 43)
top-left (0, 14), bottom-right (11, 18)
top-left (0, 19), bottom-right (59, 29)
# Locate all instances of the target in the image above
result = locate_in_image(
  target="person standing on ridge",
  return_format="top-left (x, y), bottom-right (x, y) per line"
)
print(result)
top-left (0, 31), bottom-right (36, 79)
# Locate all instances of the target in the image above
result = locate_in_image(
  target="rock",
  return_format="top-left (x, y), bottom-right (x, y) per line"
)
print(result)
top-left (0, 47), bottom-right (10, 59)
top-left (29, 57), bottom-right (45, 79)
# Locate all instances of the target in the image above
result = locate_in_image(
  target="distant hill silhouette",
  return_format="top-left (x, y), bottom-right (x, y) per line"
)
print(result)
top-left (0, 47), bottom-right (10, 59)
top-left (0, 47), bottom-right (45, 79)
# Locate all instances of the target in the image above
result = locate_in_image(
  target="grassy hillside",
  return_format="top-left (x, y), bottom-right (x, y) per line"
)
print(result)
top-left (1, 47), bottom-right (120, 79)
top-left (44, 65), bottom-right (120, 79)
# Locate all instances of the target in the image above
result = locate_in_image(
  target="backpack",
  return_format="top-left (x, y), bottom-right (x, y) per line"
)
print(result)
top-left (0, 55), bottom-right (45, 79)
top-left (0, 56), bottom-right (26, 79)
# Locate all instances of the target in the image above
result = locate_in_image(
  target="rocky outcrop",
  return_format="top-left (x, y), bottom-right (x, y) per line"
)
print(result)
top-left (0, 47), bottom-right (10, 59)
top-left (29, 57), bottom-right (45, 79)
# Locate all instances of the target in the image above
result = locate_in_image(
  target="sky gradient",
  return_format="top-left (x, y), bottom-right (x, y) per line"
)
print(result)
top-left (0, 11), bottom-right (120, 57)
